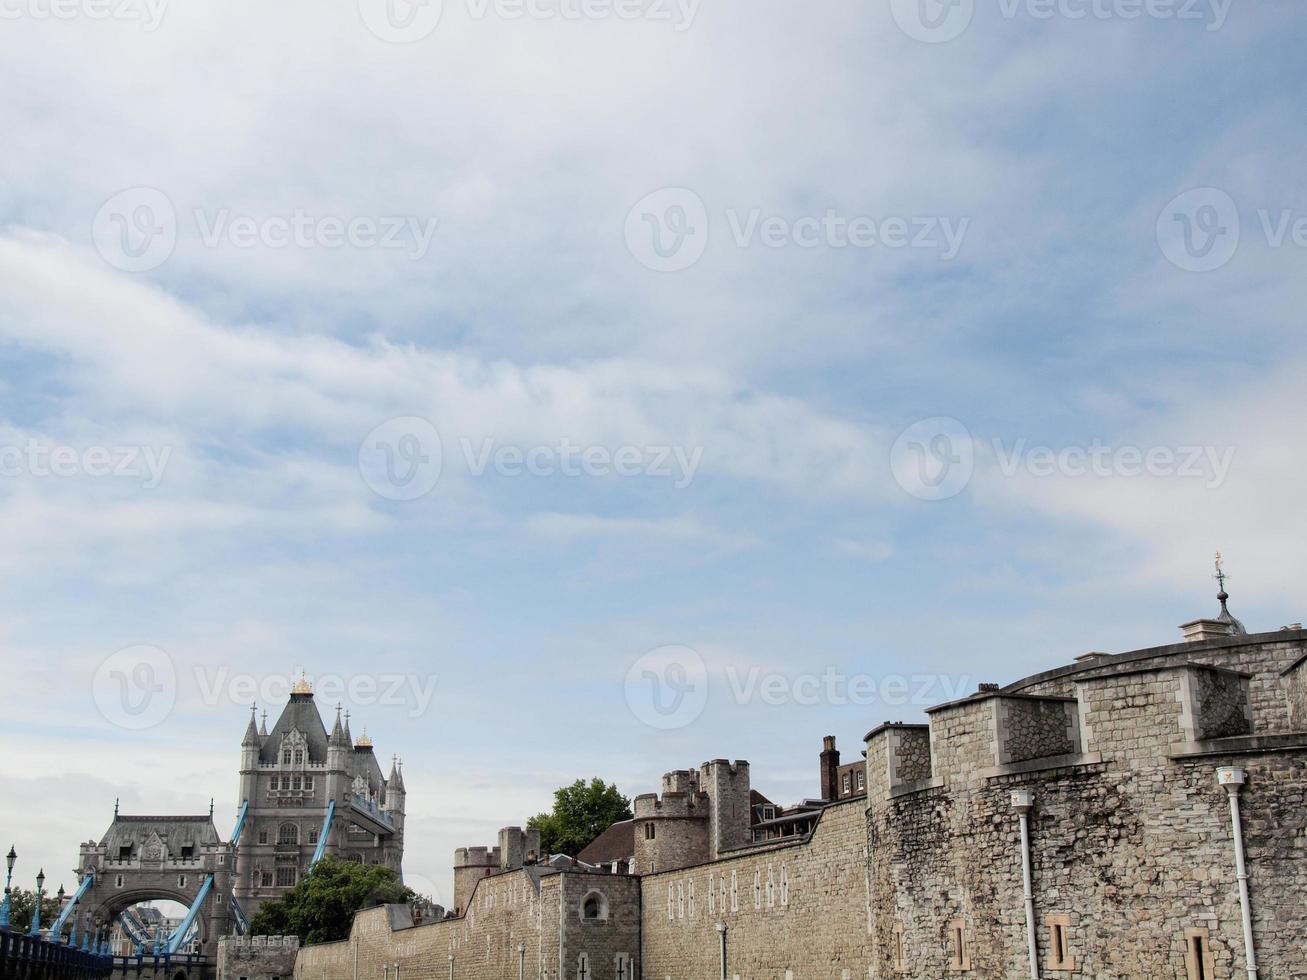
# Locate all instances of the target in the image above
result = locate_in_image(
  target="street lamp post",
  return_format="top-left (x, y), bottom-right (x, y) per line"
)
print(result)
top-left (716, 921), bottom-right (728, 980)
top-left (0, 846), bottom-right (15, 929)
top-left (518, 941), bottom-right (527, 980)
top-left (29, 868), bottom-right (45, 937)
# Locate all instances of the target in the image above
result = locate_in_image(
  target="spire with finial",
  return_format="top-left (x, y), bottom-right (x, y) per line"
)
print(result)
top-left (330, 702), bottom-right (349, 747)
top-left (242, 702), bottom-right (261, 746)
top-left (388, 754), bottom-right (405, 792)
top-left (342, 709), bottom-right (353, 746)
top-left (259, 709), bottom-right (268, 737)
top-left (114, 798), bottom-right (119, 818)
top-left (1213, 551), bottom-right (1247, 635)
top-left (209, 798), bottom-right (214, 818)
top-left (291, 669), bottom-right (313, 697)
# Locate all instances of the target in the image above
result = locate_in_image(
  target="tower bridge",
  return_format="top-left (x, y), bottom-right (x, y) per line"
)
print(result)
top-left (8, 676), bottom-right (405, 980)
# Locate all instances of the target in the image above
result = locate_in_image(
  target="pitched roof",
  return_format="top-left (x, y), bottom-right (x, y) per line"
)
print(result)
top-left (577, 819), bottom-right (635, 866)
top-left (99, 815), bottom-right (221, 855)
top-left (259, 692), bottom-right (330, 764)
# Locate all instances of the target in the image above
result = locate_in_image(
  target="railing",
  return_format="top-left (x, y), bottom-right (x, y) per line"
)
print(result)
top-left (349, 795), bottom-right (395, 827)
top-left (0, 928), bottom-right (116, 980)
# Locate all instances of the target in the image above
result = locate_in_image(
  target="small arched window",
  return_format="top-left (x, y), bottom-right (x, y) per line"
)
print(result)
top-left (580, 891), bottom-right (607, 922)
top-left (278, 823), bottom-right (298, 845)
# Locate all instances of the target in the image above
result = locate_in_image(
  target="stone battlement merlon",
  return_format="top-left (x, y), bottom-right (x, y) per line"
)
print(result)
top-left (633, 791), bottom-right (708, 820)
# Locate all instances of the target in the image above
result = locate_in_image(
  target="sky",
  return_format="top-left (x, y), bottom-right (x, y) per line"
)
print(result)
top-left (1, 0), bottom-right (1305, 910)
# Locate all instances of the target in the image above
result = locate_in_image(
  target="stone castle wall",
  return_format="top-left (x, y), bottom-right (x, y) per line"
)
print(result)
top-left (293, 629), bottom-right (1307, 980)
top-left (639, 798), bottom-right (868, 979)
top-left (217, 935), bottom-right (299, 980)
top-left (863, 640), bottom-right (1307, 979)
top-left (293, 868), bottom-right (640, 980)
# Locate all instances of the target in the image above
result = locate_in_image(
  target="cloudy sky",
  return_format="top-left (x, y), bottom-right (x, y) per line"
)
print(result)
top-left (1, 0), bottom-right (1304, 908)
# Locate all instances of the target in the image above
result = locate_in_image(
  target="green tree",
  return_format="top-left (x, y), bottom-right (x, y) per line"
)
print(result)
top-left (246, 858), bottom-right (416, 945)
top-left (528, 778), bottom-right (632, 858)
top-left (4, 887), bottom-right (68, 938)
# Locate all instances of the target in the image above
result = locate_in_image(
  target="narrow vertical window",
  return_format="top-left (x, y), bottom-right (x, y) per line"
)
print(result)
top-left (949, 919), bottom-right (971, 971)
top-left (1045, 914), bottom-right (1074, 971)
top-left (780, 864), bottom-right (789, 907)
top-left (730, 871), bottom-right (739, 912)
top-left (1185, 929), bottom-right (1214, 980)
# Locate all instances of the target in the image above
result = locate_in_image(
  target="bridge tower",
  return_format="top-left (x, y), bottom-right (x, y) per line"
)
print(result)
top-left (231, 676), bottom-right (405, 920)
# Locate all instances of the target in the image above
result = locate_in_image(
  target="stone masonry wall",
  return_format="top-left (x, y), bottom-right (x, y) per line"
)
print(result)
top-left (890, 726), bottom-right (931, 785)
top-left (294, 868), bottom-right (638, 980)
top-left (639, 798), bottom-right (869, 979)
top-left (997, 696), bottom-right (1078, 764)
top-left (865, 661), bottom-right (1307, 978)
top-left (217, 936), bottom-right (300, 980)
top-left (1282, 655), bottom-right (1307, 731)
top-left (1190, 667), bottom-right (1252, 740)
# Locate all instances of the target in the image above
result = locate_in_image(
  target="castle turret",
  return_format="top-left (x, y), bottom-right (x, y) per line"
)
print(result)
top-left (700, 759), bottom-right (751, 859)
top-left (453, 846), bottom-right (499, 915)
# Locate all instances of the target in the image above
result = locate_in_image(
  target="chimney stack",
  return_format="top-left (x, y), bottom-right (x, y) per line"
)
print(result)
top-left (820, 735), bottom-right (841, 802)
